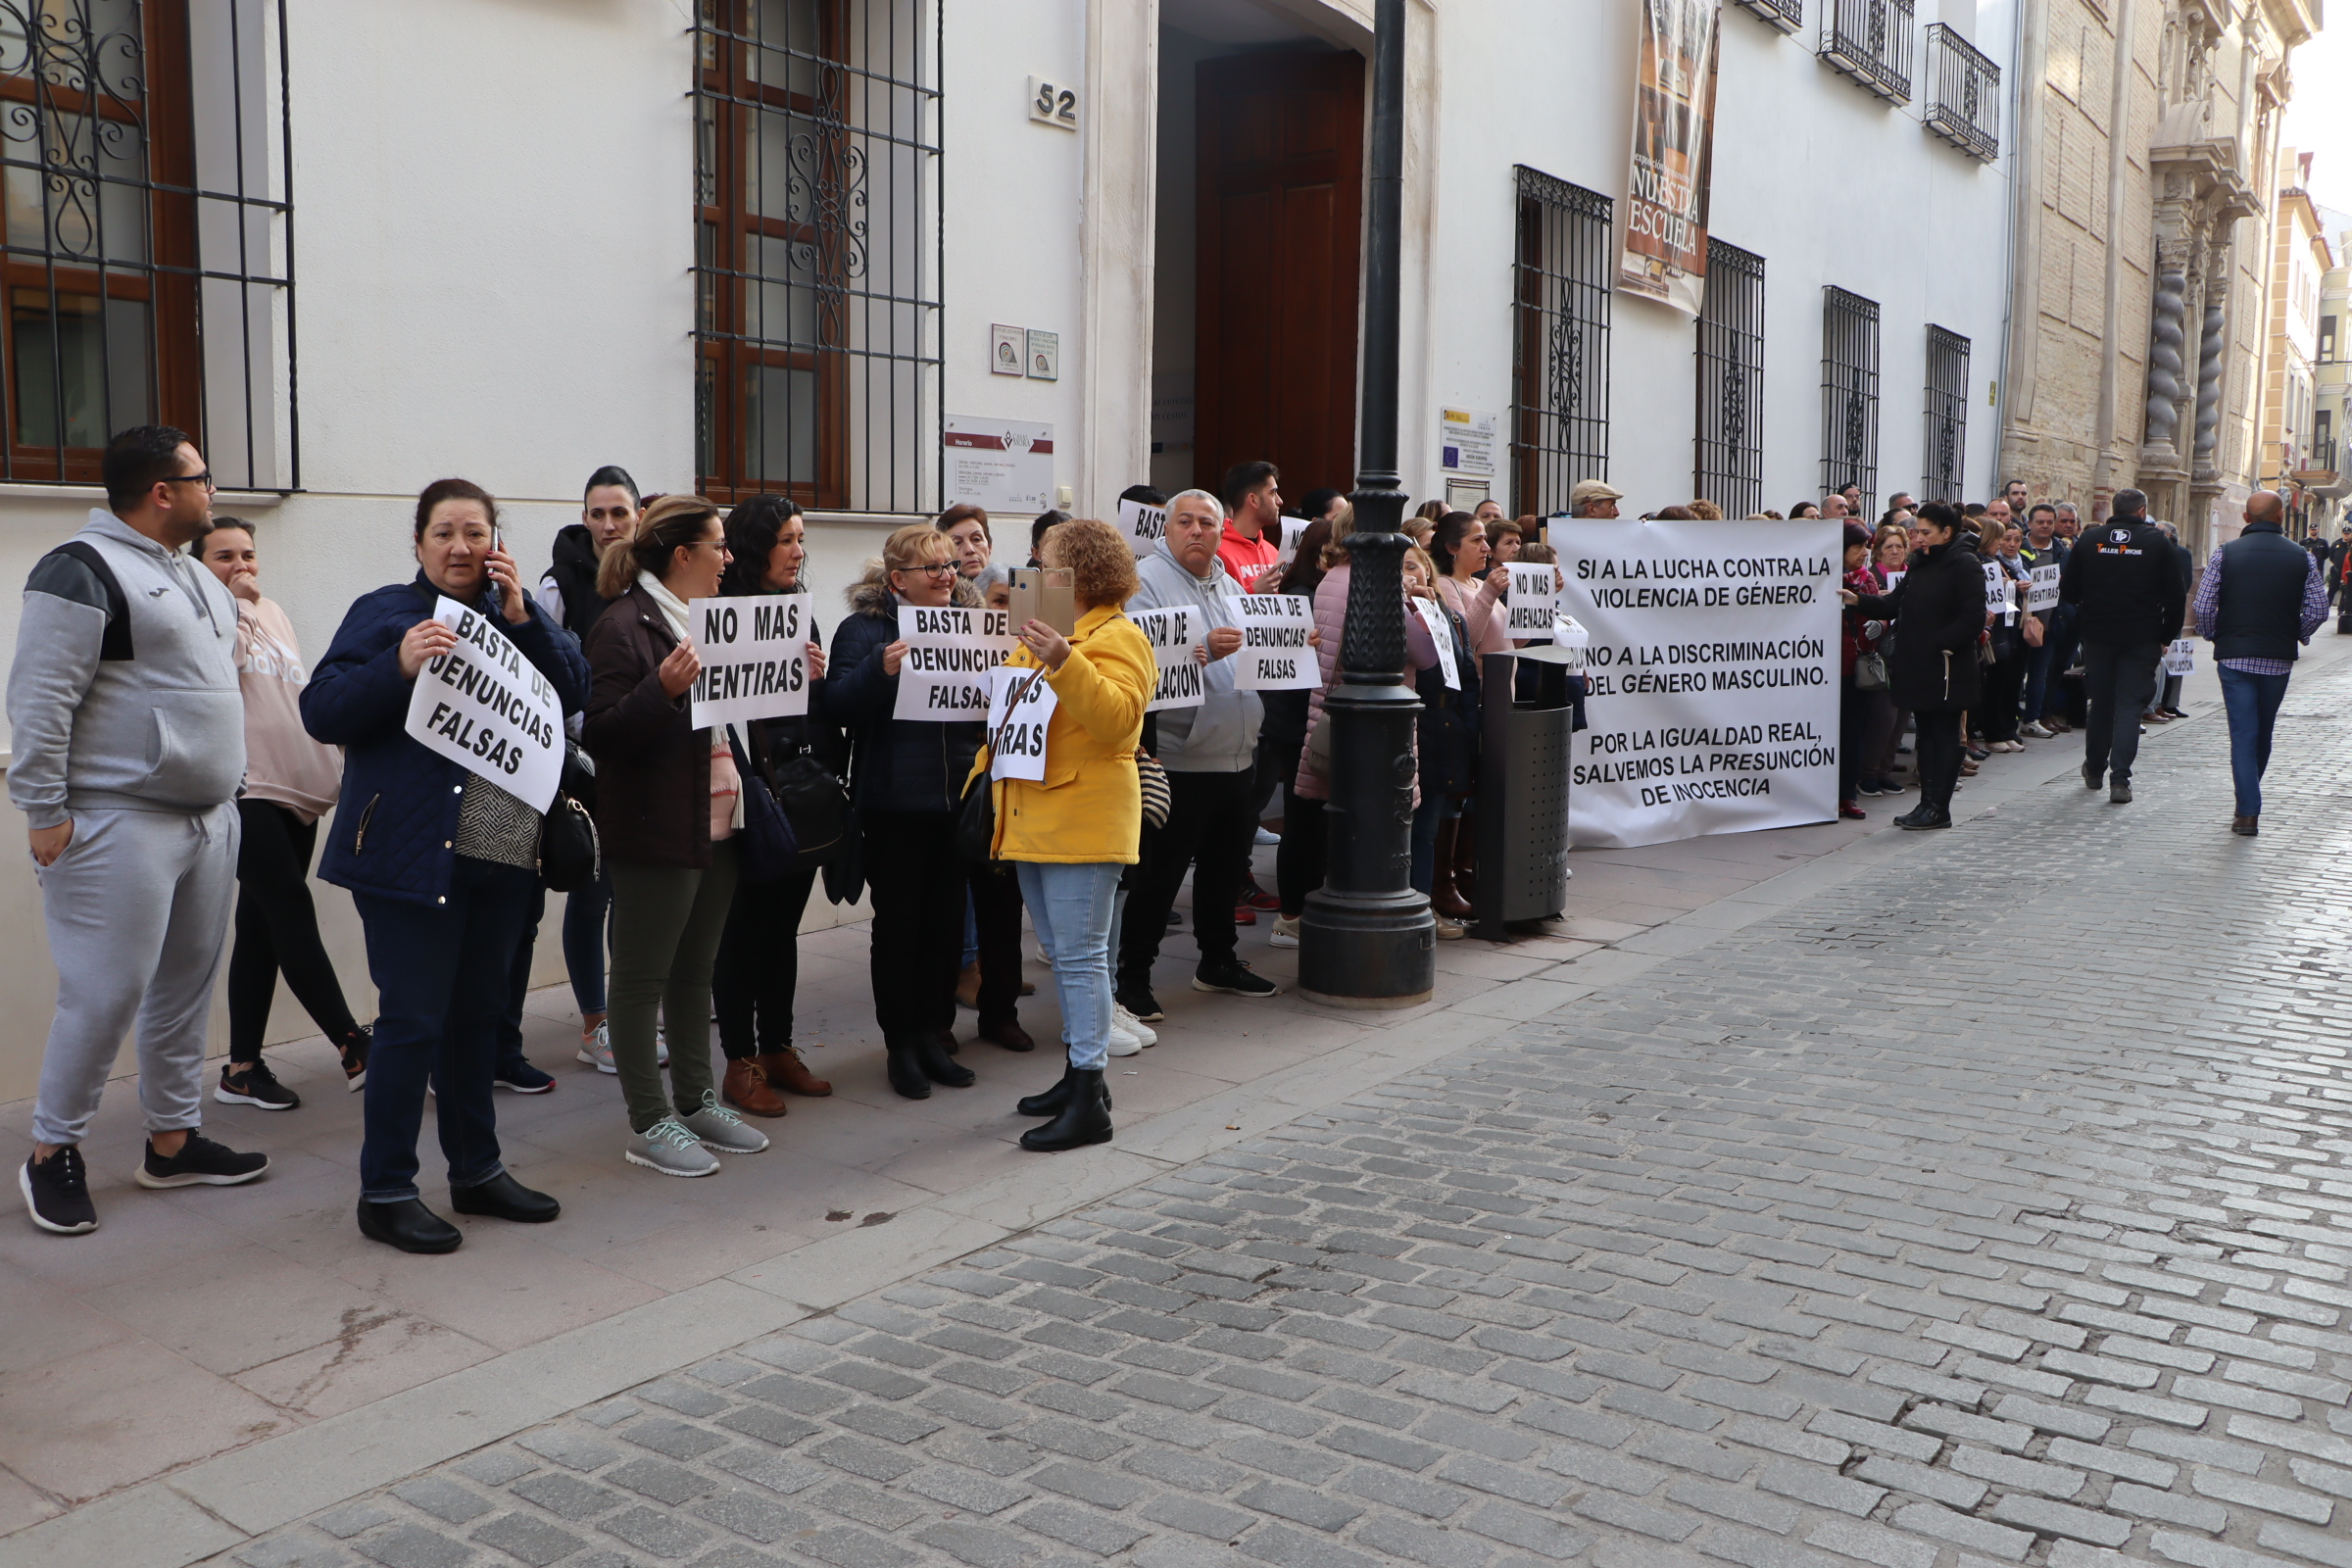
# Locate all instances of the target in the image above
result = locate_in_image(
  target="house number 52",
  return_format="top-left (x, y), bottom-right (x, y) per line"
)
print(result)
top-left (1029, 76), bottom-right (1079, 130)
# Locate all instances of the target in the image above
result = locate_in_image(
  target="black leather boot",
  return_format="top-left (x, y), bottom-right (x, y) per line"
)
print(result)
top-left (1017, 1064), bottom-right (1113, 1117)
top-left (910, 1029), bottom-right (975, 1088)
top-left (357, 1198), bottom-right (462, 1253)
top-left (885, 1039), bottom-right (933, 1100)
top-left (1020, 1069), bottom-right (1113, 1152)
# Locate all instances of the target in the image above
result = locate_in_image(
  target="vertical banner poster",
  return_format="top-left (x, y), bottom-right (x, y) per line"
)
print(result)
top-left (1555, 518), bottom-right (1840, 850)
top-left (894, 606), bottom-right (1018, 720)
top-left (1128, 605), bottom-right (1206, 711)
top-left (1619, 0), bottom-right (1721, 317)
top-left (404, 597), bottom-right (564, 813)
top-left (687, 593), bottom-right (813, 728)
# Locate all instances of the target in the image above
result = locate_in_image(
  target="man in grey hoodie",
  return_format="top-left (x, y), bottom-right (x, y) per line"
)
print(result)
top-left (1116, 489), bottom-right (1282, 1020)
top-left (11, 426), bottom-right (268, 1236)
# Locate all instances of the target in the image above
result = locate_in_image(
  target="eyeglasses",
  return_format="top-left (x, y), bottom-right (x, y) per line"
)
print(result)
top-left (166, 471), bottom-right (216, 491)
top-left (903, 562), bottom-right (957, 578)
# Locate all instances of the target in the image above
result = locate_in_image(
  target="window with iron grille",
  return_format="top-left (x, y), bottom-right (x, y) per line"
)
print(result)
top-left (1923, 24), bottom-right (1998, 162)
top-left (1821, 286), bottom-right (1880, 501)
top-left (1510, 165), bottom-right (1610, 516)
top-left (1732, 0), bottom-right (1803, 35)
top-left (694, 0), bottom-right (940, 512)
top-left (1820, 0), bottom-right (1914, 103)
top-left (1693, 238), bottom-right (1765, 518)
top-left (1922, 324), bottom-right (1969, 504)
top-left (0, 0), bottom-right (294, 489)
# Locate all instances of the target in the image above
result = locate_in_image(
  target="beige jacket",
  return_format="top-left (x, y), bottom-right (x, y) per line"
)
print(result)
top-left (237, 596), bottom-right (341, 821)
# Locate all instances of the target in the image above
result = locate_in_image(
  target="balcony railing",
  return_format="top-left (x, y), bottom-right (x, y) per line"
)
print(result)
top-left (1924, 24), bottom-right (2000, 161)
top-left (1821, 0), bottom-right (1915, 102)
top-left (1733, 0), bottom-right (1805, 34)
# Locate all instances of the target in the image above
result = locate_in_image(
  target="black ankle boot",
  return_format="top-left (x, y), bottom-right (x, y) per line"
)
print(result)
top-left (1020, 1069), bottom-right (1112, 1152)
top-left (910, 1029), bottom-right (975, 1088)
top-left (1016, 1065), bottom-right (1113, 1118)
top-left (357, 1198), bottom-right (462, 1253)
top-left (885, 1040), bottom-right (933, 1100)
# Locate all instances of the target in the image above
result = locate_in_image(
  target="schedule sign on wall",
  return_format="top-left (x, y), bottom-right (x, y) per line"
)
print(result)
top-left (1553, 518), bottom-right (1840, 850)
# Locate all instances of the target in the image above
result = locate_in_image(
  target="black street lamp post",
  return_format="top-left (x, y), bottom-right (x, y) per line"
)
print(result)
top-left (1297, 0), bottom-right (1435, 1008)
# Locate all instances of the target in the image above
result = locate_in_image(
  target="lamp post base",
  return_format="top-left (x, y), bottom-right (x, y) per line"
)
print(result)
top-left (1297, 887), bottom-right (1435, 1008)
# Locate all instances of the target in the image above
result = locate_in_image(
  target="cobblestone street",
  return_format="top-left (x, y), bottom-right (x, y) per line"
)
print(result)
top-left (117, 658), bottom-right (2352, 1568)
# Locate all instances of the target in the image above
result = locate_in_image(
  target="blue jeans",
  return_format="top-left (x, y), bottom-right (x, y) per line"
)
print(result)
top-left (1409, 798), bottom-right (1445, 895)
top-left (2022, 637), bottom-right (2056, 726)
top-left (2218, 665), bottom-right (2291, 817)
top-left (562, 865), bottom-right (612, 1015)
top-left (352, 858), bottom-right (537, 1201)
top-left (1015, 860), bottom-right (1122, 1072)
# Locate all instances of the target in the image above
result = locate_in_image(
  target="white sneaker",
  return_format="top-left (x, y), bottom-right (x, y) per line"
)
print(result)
top-left (657, 1027), bottom-right (668, 1068)
top-left (625, 1117), bottom-right (719, 1177)
top-left (1268, 914), bottom-right (1300, 949)
top-left (2021, 721), bottom-right (2053, 739)
top-left (1106, 1019), bottom-right (1144, 1057)
top-left (1113, 1004), bottom-right (1156, 1048)
top-left (576, 1022), bottom-right (616, 1074)
top-left (1254, 826), bottom-right (1281, 845)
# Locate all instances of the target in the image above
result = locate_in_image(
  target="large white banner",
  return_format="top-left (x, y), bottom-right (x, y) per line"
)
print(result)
top-left (1557, 519), bottom-right (1840, 849)
top-left (405, 597), bottom-right (564, 813)
top-left (688, 593), bottom-right (812, 729)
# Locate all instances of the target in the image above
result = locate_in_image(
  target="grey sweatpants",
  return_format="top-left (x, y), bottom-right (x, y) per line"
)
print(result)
top-left (31, 803), bottom-right (239, 1148)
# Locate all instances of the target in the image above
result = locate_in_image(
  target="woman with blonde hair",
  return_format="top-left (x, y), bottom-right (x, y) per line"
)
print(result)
top-left (975, 519), bottom-right (1154, 1150)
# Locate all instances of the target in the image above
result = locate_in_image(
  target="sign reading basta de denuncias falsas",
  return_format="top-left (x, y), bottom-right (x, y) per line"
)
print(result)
top-left (1555, 519), bottom-right (1839, 850)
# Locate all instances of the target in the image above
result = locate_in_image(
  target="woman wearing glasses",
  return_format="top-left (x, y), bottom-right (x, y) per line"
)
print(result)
top-left (827, 525), bottom-right (1005, 1099)
top-left (581, 497), bottom-right (773, 1176)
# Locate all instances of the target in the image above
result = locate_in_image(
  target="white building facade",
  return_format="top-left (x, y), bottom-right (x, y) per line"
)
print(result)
top-left (0, 0), bottom-right (2023, 1095)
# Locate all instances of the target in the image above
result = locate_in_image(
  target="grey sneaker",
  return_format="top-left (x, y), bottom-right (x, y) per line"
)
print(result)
top-left (625, 1117), bottom-right (719, 1177)
top-left (681, 1093), bottom-right (769, 1153)
top-left (2110, 781), bottom-right (2133, 805)
top-left (576, 1021), bottom-right (615, 1074)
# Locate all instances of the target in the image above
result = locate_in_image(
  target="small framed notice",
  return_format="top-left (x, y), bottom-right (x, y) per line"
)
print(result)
top-left (990, 323), bottom-right (1024, 376)
top-left (1027, 329), bottom-right (1060, 381)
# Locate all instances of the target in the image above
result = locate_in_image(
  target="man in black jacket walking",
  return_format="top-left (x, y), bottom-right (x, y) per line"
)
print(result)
top-left (2194, 491), bottom-right (2328, 835)
top-left (2056, 489), bottom-right (2185, 805)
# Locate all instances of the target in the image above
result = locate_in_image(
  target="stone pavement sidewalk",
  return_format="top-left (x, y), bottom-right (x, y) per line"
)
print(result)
top-left (8, 638), bottom-right (2347, 1568)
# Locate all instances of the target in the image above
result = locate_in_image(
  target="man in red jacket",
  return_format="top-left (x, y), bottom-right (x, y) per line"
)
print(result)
top-left (1217, 461), bottom-right (1285, 591)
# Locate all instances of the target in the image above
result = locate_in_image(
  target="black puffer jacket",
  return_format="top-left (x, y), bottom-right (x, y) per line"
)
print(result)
top-left (1851, 542), bottom-right (1984, 714)
top-left (825, 578), bottom-right (983, 816)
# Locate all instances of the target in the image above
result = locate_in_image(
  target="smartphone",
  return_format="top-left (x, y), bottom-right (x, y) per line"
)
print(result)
top-left (1006, 566), bottom-right (1076, 636)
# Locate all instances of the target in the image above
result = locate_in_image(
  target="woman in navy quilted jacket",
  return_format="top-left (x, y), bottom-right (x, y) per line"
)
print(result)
top-left (301, 479), bottom-right (590, 1254)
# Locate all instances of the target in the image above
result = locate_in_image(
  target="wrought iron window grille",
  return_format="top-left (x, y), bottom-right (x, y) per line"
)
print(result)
top-left (1922, 324), bottom-right (1970, 505)
top-left (0, 0), bottom-right (296, 491)
top-left (1821, 286), bottom-right (1881, 502)
top-left (1693, 238), bottom-right (1765, 520)
top-left (693, 0), bottom-right (941, 512)
top-left (1509, 165), bottom-right (1610, 517)
top-left (1923, 23), bottom-right (1998, 162)
top-left (1732, 0), bottom-right (1804, 35)
top-left (1820, 0), bottom-right (1914, 103)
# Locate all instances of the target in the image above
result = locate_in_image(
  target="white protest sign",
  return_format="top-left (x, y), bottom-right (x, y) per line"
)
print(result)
top-left (1117, 497), bottom-right (1170, 559)
top-left (404, 597), bottom-right (564, 813)
top-left (893, 605), bottom-right (1017, 720)
top-left (1886, 568), bottom-right (1906, 591)
top-left (687, 593), bottom-right (812, 728)
top-left (1553, 612), bottom-right (1592, 667)
top-left (2163, 637), bottom-right (2196, 677)
top-left (1982, 563), bottom-right (2011, 617)
top-left (2028, 563), bottom-right (2061, 612)
top-left (986, 664), bottom-right (1057, 781)
top-left (1128, 605), bottom-right (1206, 711)
top-left (1274, 515), bottom-right (1313, 568)
top-left (1506, 562), bottom-right (1561, 641)
top-left (1555, 517), bottom-right (1840, 851)
top-left (1231, 593), bottom-right (1317, 691)
top-left (1413, 597), bottom-right (1460, 690)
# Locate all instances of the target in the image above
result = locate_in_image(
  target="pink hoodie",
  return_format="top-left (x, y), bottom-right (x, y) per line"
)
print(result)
top-left (236, 597), bottom-right (341, 821)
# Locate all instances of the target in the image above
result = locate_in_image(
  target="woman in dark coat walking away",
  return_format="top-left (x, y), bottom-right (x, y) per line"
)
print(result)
top-left (1842, 503), bottom-right (1986, 831)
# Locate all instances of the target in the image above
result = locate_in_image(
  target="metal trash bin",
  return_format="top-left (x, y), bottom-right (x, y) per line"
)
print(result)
top-left (1471, 647), bottom-right (1578, 938)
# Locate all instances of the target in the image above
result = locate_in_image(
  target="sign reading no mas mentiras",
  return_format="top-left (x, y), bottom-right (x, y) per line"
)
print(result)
top-left (404, 596), bottom-right (564, 813)
top-left (894, 605), bottom-right (1018, 720)
top-left (688, 592), bottom-right (812, 728)
top-left (1555, 518), bottom-right (1839, 850)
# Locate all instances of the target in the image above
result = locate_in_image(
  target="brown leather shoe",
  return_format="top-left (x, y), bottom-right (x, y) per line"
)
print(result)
top-left (722, 1058), bottom-right (789, 1117)
top-left (955, 962), bottom-right (981, 1010)
top-left (979, 1020), bottom-right (1037, 1053)
top-left (757, 1048), bottom-right (832, 1097)
top-left (2231, 814), bottom-right (2260, 837)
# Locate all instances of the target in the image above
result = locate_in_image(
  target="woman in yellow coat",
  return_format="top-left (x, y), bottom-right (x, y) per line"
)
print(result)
top-left (973, 517), bottom-right (1153, 1151)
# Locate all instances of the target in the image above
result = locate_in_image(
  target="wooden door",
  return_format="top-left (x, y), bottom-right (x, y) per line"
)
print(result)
top-left (1194, 50), bottom-right (1364, 498)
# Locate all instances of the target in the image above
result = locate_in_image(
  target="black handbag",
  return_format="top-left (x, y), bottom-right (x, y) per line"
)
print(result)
top-left (539, 743), bottom-right (601, 893)
top-left (729, 729), bottom-right (801, 884)
top-left (769, 749), bottom-right (849, 868)
top-left (957, 664), bottom-right (1051, 862)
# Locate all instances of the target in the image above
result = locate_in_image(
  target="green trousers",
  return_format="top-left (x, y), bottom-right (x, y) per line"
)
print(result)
top-left (608, 843), bottom-right (740, 1134)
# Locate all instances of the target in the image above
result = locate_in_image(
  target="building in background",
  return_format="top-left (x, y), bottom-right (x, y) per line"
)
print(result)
top-left (2308, 216), bottom-right (2352, 536)
top-left (1998, 0), bottom-right (2319, 555)
top-left (2262, 151), bottom-right (2339, 531)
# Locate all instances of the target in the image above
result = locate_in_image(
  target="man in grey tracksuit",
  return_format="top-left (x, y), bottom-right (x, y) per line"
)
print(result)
top-left (1115, 488), bottom-right (1280, 1016)
top-left (11, 425), bottom-right (269, 1236)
